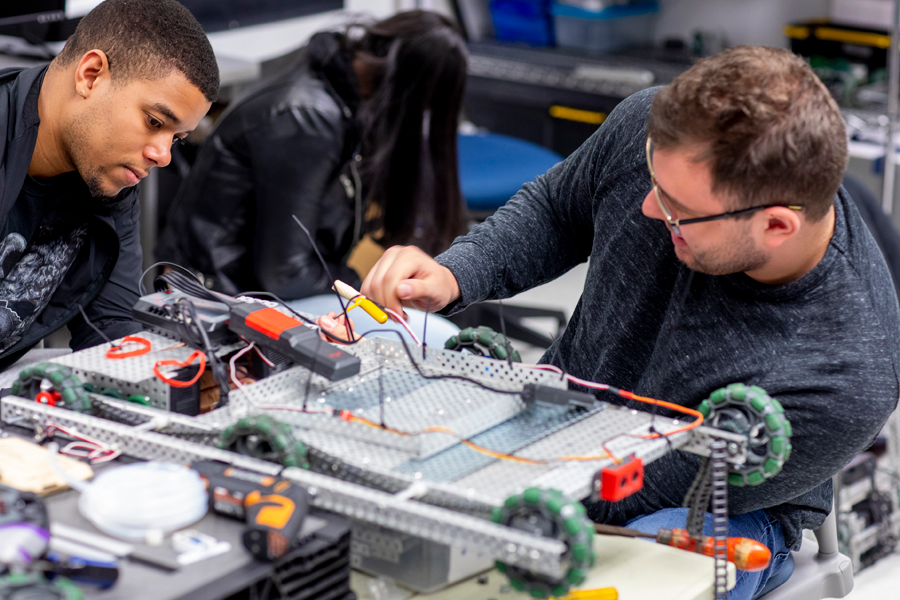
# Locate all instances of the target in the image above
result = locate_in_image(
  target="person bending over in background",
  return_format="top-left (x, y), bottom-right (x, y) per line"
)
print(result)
top-left (360, 46), bottom-right (900, 599)
top-left (156, 11), bottom-right (468, 300)
top-left (0, 0), bottom-right (217, 373)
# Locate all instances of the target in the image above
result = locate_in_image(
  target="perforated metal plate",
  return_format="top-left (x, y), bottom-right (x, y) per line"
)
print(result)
top-left (29, 333), bottom-right (748, 515)
top-left (49, 332), bottom-right (240, 411)
top-left (39, 335), bottom-right (748, 505)
top-left (0, 396), bottom-right (566, 579)
top-left (222, 338), bottom-right (567, 458)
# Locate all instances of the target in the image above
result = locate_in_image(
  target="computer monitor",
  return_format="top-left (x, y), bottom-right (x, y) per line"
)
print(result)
top-left (0, 1), bottom-right (66, 28)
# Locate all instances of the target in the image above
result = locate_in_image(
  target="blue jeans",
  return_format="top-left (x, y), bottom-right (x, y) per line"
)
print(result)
top-left (625, 508), bottom-right (794, 600)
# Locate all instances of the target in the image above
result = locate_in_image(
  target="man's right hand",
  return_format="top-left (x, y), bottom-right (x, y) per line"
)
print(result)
top-left (361, 245), bottom-right (461, 318)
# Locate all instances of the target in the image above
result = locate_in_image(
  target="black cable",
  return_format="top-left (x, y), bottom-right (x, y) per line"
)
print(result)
top-left (422, 300), bottom-right (430, 360)
top-left (497, 299), bottom-right (514, 367)
top-left (76, 304), bottom-right (116, 349)
top-left (173, 297), bottom-right (230, 408)
top-left (236, 296), bottom-right (523, 395)
top-left (379, 364), bottom-right (386, 428)
top-left (156, 271), bottom-right (228, 305)
top-left (303, 335), bottom-right (321, 413)
top-left (291, 214), bottom-right (354, 341)
top-left (238, 292), bottom-right (528, 396)
top-left (355, 328), bottom-right (522, 395)
top-left (240, 291), bottom-right (318, 325)
top-left (140, 261), bottom-right (204, 296)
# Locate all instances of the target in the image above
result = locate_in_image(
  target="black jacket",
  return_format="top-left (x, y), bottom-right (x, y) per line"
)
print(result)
top-left (157, 33), bottom-right (363, 299)
top-left (0, 65), bottom-right (143, 371)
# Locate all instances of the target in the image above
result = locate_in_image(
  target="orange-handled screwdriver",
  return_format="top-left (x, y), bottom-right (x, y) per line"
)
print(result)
top-left (593, 524), bottom-right (771, 571)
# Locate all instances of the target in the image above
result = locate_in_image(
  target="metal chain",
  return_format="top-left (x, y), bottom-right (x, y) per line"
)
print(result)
top-left (710, 438), bottom-right (729, 600)
top-left (683, 456), bottom-right (713, 538)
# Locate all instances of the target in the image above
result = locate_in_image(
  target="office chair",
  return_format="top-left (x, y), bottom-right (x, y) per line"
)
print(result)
top-left (455, 130), bottom-right (568, 347)
top-left (757, 503), bottom-right (853, 600)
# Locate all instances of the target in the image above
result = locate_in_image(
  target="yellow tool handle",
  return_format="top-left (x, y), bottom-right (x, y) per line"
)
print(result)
top-left (560, 587), bottom-right (618, 600)
top-left (333, 280), bottom-right (389, 324)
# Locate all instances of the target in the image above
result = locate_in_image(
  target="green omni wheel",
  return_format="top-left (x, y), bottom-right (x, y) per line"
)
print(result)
top-left (11, 362), bottom-right (91, 414)
top-left (445, 326), bottom-right (521, 362)
top-left (218, 414), bottom-right (310, 469)
top-left (0, 573), bottom-right (84, 600)
top-left (698, 383), bottom-right (792, 487)
top-left (491, 487), bottom-right (595, 599)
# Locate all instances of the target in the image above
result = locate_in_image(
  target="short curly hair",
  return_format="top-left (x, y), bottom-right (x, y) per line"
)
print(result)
top-left (54, 0), bottom-right (219, 102)
top-left (648, 46), bottom-right (846, 222)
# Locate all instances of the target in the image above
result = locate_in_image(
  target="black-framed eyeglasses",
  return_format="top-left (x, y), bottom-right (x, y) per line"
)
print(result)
top-left (646, 137), bottom-right (803, 236)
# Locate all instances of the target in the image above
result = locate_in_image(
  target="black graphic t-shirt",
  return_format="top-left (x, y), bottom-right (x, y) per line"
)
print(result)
top-left (0, 172), bottom-right (88, 351)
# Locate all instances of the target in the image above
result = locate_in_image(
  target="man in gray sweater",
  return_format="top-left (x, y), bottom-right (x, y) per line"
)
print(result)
top-left (360, 46), bottom-right (900, 598)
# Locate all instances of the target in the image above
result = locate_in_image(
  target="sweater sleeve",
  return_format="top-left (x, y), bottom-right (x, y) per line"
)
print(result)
top-left (436, 88), bottom-right (657, 312)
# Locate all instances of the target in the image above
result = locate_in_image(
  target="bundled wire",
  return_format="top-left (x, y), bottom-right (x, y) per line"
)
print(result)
top-left (149, 295), bottom-right (229, 406)
top-left (45, 421), bottom-right (121, 464)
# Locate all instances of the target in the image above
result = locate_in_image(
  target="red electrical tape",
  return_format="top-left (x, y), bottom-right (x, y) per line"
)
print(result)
top-left (153, 351), bottom-right (207, 388)
top-left (106, 336), bottom-right (152, 359)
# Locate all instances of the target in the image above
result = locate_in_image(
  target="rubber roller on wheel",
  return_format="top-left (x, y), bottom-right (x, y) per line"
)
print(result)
top-left (11, 362), bottom-right (91, 414)
top-left (491, 487), bottom-right (595, 598)
top-left (698, 383), bottom-right (792, 487)
top-left (217, 414), bottom-right (310, 469)
top-left (445, 326), bottom-right (522, 362)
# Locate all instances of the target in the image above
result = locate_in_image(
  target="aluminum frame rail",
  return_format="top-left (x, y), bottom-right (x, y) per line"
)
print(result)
top-left (0, 395), bottom-right (567, 579)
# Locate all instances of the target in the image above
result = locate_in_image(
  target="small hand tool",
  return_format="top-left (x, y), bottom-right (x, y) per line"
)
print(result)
top-left (593, 523), bottom-right (771, 571)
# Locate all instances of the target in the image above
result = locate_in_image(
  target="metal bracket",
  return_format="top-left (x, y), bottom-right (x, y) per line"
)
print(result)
top-left (0, 396), bottom-right (566, 579)
top-left (679, 426), bottom-right (748, 465)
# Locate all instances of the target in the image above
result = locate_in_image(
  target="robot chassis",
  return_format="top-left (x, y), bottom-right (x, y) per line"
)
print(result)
top-left (0, 327), bottom-right (792, 598)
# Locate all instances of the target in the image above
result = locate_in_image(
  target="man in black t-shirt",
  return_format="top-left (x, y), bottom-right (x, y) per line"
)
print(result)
top-left (0, 0), bottom-right (218, 369)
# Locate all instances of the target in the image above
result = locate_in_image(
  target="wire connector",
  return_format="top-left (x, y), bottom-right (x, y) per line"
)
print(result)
top-left (520, 383), bottom-right (598, 411)
top-left (595, 455), bottom-right (644, 502)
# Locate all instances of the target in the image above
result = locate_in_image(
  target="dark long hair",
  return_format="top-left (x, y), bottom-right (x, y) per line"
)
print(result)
top-left (349, 11), bottom-right (468, 256)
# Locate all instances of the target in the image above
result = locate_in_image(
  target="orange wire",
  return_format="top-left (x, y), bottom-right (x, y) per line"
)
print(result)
top-left (333, 385), bottom-right (704, 466)
top-left (618, 390), bottom-right (705, 437)
top-left (341, 413), bottom-right (607, 465)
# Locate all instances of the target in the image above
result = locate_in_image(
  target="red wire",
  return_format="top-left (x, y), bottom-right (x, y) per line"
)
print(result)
top-left (153, 351), bottom-right (207, 388)
top-left (106, 335), bottom-right (152, 359)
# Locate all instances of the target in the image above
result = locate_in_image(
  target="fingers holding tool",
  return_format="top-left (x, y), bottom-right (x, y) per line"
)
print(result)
top-left (361, 245), bottom-right (461, 320)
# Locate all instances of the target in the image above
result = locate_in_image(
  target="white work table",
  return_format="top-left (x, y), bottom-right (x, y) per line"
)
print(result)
top-left (353, 533), bottom-right (736, 600)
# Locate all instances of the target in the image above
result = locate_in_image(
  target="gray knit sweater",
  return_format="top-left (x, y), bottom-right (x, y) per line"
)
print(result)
top-left (436, 88), bottom-right (900, 550)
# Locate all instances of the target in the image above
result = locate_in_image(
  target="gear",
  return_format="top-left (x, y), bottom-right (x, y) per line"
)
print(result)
top-left (491, 487), bottom-right (595, 598)
top-left (698, 383), bottom-right (792, 487)
top-left (217, 414), bottom-right (309, 469)
top-left (445, 326), bottom-right (521, 362)
top-left (11, 362), bottom-right (91, 414)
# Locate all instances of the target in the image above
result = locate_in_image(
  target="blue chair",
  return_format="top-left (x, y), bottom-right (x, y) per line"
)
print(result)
top-left (455, 131), bottom-right (567, 347)
top-left (458, 131), bottom-right (563, 217)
